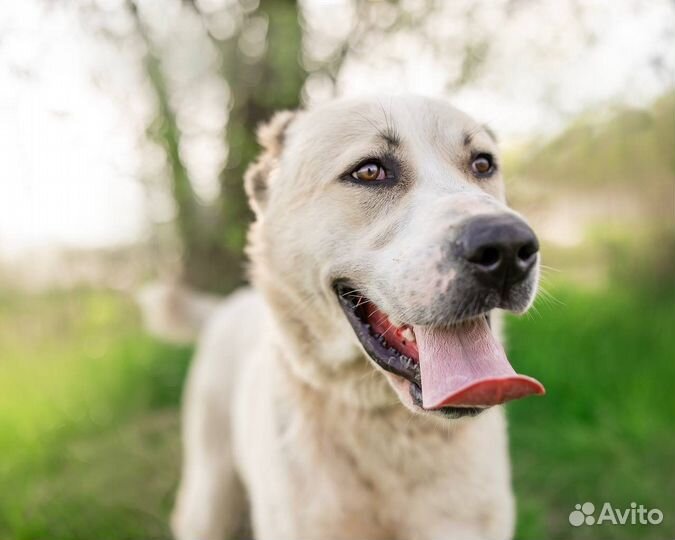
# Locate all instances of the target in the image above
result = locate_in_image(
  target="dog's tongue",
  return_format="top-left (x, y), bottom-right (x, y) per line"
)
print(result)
top-left (414, 318), bottom-right (545, 409)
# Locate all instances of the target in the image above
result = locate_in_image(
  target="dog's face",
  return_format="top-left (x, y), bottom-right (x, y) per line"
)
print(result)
top-left (247, 96), bottom-right (544, 417)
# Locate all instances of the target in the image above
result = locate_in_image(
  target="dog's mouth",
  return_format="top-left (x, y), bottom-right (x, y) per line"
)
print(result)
top-left (335, 282), bottom-right (545, 415)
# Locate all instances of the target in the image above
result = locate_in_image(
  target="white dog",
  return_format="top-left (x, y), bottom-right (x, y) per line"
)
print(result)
top-left (147, 95), bottom-right (545, 540)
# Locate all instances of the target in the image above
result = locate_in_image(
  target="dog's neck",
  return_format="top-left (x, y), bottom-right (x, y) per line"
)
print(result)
top-left (258, 279), bottom-right (400, 411)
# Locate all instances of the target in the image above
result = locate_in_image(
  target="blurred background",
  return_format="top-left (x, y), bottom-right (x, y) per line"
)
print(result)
top-left (0, 1), bottom-right (673, 539)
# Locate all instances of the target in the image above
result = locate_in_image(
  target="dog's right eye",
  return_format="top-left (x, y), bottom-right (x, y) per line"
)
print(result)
top-left (351, 162), bottom-right (387, 183)
top-left (470, 153), bottom-right (496, 177)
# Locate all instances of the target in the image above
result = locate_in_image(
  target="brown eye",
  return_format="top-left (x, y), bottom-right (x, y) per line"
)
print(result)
top-left (352, 162), bottom-right (386, 182)
top-left (471, 154), bottom-right (495, 177)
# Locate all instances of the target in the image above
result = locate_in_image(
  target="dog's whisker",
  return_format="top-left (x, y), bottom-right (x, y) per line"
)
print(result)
top-left (376, 320), bottom-right (398, 340)
top-left (528, 302), bottom-right (542, 320)
top-left (539, 264), bottom-right (562, 273)
top-left (537, 285), bottom-right (565, 307)
top-left (354, 298), bottom-right (370, 309)
top-left (341, 287), bottom-right (369, 295)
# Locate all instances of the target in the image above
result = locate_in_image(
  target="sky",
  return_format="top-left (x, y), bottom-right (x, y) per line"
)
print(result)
top-left (0, 2), bottom-right (147, 258)
top-left (0, 0), bottom-right (673, 259)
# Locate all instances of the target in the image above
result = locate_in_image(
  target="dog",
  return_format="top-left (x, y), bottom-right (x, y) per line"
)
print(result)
top-left (152, 95), bottom-right (545, 540)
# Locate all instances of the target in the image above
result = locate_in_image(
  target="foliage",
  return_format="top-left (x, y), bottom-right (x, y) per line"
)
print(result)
top-left (509, 92), bottom-right (675, 188)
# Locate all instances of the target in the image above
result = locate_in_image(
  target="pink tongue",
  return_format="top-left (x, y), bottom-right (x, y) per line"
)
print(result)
top-left (414, 318), bottom-right (545, 409)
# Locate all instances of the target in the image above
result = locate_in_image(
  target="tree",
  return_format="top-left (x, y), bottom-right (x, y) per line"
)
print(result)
top-left (126, 0), bottom-right (306, 293)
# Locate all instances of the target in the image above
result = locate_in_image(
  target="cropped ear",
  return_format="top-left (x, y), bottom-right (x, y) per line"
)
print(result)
top-left (244, 110), bottom-right (297, 216)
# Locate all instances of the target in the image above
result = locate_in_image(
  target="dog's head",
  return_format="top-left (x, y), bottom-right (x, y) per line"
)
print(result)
top-left (246, 95), bottom-right (544, 417)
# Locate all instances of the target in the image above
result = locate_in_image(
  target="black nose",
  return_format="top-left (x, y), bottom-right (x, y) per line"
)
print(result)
top-left (457, 214), bottom-right (539, 289)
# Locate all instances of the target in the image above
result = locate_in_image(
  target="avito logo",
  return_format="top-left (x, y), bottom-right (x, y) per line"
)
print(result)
top-left (569, 502), bottom-right (663, 527)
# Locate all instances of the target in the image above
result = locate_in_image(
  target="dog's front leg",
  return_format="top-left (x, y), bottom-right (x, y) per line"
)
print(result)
top-left (172, 456), bottom-right (247, 540)
top-left (171, 356), bottom-right (248, 540)
top-left (413, 500), bottom-right (515, 540)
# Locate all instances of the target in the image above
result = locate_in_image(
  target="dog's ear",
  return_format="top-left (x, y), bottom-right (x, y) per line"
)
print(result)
top-left (244, 110), bottom-right (297, 216)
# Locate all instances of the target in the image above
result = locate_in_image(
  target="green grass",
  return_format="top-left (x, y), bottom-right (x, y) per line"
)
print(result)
top-left (0, 283), bottom-right (673, 539)
top-left (0, 288), bottom-right (191, 540)
top-left (508, 283), bottom-right (675, 539)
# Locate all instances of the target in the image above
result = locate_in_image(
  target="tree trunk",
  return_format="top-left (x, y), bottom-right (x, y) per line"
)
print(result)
top-left (129, 0), bottom-right (306, 293)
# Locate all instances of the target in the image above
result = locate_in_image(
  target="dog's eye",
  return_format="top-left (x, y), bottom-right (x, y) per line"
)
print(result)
top-left (471, 154), bottom-right (495, 177)
top-left (351, 162), bottom-right (386, 182)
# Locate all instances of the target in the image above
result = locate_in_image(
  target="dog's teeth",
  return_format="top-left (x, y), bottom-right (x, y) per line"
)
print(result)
top-left (401, 327), bottom-right (415, 343)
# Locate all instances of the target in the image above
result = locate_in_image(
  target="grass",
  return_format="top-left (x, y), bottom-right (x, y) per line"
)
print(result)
top-left (0, 282), bottom-right (673, 539)
top-left (508, 282), bottom-right (675, 539)
top-left (0, 288), bottom-right (191, 540)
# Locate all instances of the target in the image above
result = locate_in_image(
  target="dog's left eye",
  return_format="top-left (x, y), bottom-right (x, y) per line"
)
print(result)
top-left (351, 162), bottom-right (387, 182)
top-left (471, 153), bottom-right (496, 177)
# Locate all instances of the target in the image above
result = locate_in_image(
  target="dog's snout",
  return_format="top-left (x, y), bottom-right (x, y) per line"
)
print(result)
top-left (457, 215), bottom-right (539, 288)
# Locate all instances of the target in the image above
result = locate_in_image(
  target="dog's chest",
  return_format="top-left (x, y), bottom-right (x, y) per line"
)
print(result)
top-left (234, 358), bottom-right (513, 539)
top-left (272, 402), bottom-right (511, 536)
